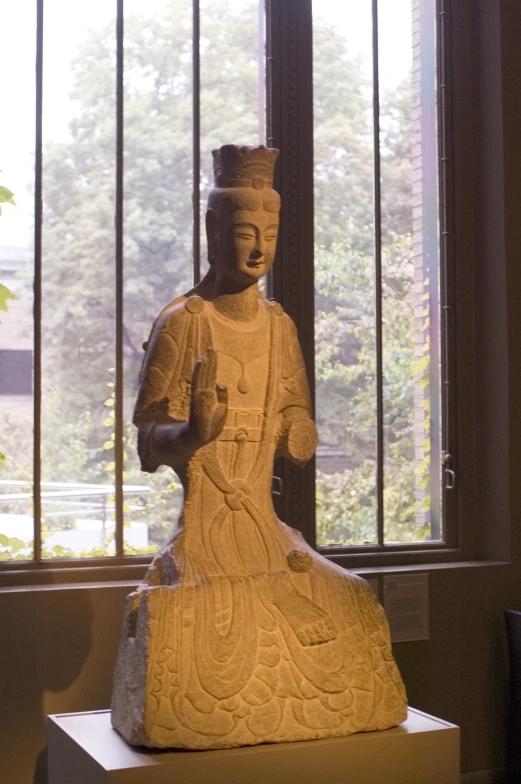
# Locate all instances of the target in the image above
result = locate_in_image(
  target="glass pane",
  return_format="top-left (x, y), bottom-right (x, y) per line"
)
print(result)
top-left (120, 0), bottom-right (265, 554)
top-left (41, 0), bottom-right (117, 558)
top-left (199, 0), bottom-right (265, 277)
top-left (379, 0), bottom-right (441, 543)
top-left (0, 2), bottom-right (35, 561)
top-left (313, 0), bottom-right (378, 546)
top-left (122, 0), bottom-right (193, 554)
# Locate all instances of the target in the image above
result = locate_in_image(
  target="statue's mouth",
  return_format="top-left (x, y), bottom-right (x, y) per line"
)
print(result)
top-left (246, 259), bottom-right (263, 268)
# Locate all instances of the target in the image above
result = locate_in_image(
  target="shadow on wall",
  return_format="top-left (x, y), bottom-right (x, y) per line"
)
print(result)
top-left (0, 587), bottom-right (94, 784)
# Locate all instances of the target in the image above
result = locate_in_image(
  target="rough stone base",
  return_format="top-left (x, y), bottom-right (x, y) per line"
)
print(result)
top-left (112, 570), bottom-right (407, 749)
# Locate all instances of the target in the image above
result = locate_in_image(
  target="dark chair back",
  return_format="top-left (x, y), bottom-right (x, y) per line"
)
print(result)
top-left (505, 610), bottom-right (521, 782)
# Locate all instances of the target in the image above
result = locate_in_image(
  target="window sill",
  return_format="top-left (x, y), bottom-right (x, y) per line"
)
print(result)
top-left (351, 559), bottom-right (510, 578)
top-left (0, 561), bottom-right (148, 589)
top-left (0, 557), bottom-right (511, 592)
top-left (325, 547), bottom-right (474, 569)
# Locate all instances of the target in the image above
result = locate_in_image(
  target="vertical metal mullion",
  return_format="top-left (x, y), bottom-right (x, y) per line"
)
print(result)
top-left (115, 0), bottom-right (124, 559)
top-left (265, 0), bottom-right (276, 151)
top-left (372, 0), bottom-right (384, 548)
top-left (419, 0), bottom-right (441, 538)
top-left (193, 0), bottom-right (201, 285)
top-left (265, 0), bottom-right (276, 301)
top-left (33, 0), bottom-right (44, 562)
top-left (438, 0), bottom-right (456, 544)
top-left (258, 0), bottom-right (266, 145)
top-left (439, 0), bottom-right (450, 464)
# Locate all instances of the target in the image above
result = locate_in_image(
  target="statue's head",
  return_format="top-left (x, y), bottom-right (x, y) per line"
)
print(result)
top-left (206, 144), bottom-right (280, 285)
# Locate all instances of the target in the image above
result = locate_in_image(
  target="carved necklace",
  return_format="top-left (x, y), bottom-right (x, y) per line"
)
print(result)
top-left (209, 302), bottom-right (270, 395)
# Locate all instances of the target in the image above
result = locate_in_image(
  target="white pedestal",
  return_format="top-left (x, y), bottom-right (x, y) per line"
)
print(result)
top-left (48, 708), bottom-right (460, 784)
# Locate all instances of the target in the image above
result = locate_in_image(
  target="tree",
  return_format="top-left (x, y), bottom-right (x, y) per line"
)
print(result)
top-left (314, 236), bottom-right (429, 545)
top-left (313, 58), bottom-right (425, 545)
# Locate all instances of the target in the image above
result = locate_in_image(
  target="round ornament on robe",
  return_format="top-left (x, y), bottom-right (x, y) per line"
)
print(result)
top-left (287, 418), bottom-right (319, 463)
top-left (185, 295), bottom-right (204, 314)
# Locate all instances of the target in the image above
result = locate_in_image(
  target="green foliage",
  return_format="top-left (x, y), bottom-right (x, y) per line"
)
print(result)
top-left (0, 189), bottom-right (16, 215)
top-left (0, 533), bottom-right (27, 560)
top-left (0, 170), bottom-right (18, 324)
top-left (314, 233), bottom-right (432, 545)
top-left (0, 168), bottom-right (18, 467)
top-left (316, 462), bottom-right (377, 546)
top-left (0, 170), bottom-right (16, 216)
top-left (0, 282), bottom-right (18, 320)
top-left (315, 236), bottom-right (415, 457)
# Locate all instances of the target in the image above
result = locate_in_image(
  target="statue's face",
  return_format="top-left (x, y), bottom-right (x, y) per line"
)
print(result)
top-left (226, 207), bottom-right (279, 281)
top-left (207, 188), bottom-right (280, 286)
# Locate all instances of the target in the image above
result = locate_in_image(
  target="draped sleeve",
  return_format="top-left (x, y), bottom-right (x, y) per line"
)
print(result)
top-left (133, 296), bottom-right (202, 471)
top-left (275, 311), bottom-right (318, 464)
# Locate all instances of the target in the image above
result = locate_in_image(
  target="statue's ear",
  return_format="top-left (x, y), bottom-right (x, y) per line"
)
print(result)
top-left (206, 210), bottom-right (218, 265)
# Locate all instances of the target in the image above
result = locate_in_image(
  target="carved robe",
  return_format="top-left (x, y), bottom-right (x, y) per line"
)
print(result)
top-left (111, 293), bottom-right (407, 749)
top-left (134, 293), bottom-right (316, 579)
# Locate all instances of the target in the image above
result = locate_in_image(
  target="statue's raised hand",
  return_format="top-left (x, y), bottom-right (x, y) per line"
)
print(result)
top-left (188, 347), bottom-right (228, 447)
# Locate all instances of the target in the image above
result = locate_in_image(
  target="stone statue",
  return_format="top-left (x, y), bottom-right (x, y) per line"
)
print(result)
top-left (111, 144), bottom-right (407, 749)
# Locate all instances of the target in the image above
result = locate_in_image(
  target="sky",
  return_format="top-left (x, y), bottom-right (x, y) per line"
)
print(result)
top-left (0, 0), bottom-right (413, 250)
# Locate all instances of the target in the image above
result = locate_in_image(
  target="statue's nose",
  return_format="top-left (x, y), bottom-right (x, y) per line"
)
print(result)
top-left (256, 232), bottom-right (266, 255)
top-left (250, 248), bottom-right (263, 261)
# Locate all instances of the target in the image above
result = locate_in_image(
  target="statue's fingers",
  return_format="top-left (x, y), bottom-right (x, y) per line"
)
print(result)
top-left (191, 358), bottom-right (203, 393)
top-left (198, 348), bottom-right (212, 388)
top-left (214, 403), bottom-right (228, 434)
top-left (216, 383), bottom-right (227, 406)
top-left (205, 347), bottom-right (217, 384)
top-left (198, 346), bottom-right (214, 385)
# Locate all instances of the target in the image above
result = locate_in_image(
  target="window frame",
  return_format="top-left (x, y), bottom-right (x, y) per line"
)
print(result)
top-left (268, 0), bottom-right (462, 566)
top-left (0, 0), bottom-right (486, 586)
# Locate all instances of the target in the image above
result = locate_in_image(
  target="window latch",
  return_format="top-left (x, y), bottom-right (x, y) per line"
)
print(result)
top-left (272, 476), bottom-right (283, 496)
top-left (442, 452), bottom-right (455, 490)
top-left (444, 468), bottom-right (456, 490)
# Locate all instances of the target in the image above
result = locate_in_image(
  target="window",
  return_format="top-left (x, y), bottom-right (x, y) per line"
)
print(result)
top-left (268, 0), bottom-right (453, 567)
top-left (0, 0), bottom-right (453, 578)
top-left (312, 0), bottom-right (443, 550)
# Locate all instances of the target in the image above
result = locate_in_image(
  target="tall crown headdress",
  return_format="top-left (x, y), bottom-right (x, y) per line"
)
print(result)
top-left (212, 144), bottom-right (279, 190)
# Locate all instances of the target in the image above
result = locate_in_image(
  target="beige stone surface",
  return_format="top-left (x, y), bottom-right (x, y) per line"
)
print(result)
top-left (111, 145), bottom-right (407, 749)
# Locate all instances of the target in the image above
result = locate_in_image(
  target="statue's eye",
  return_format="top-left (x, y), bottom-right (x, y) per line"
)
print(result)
top-left (265, 235), bottom-right (277, 242)
top-left (235, 232), bottom-right (255, 240)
